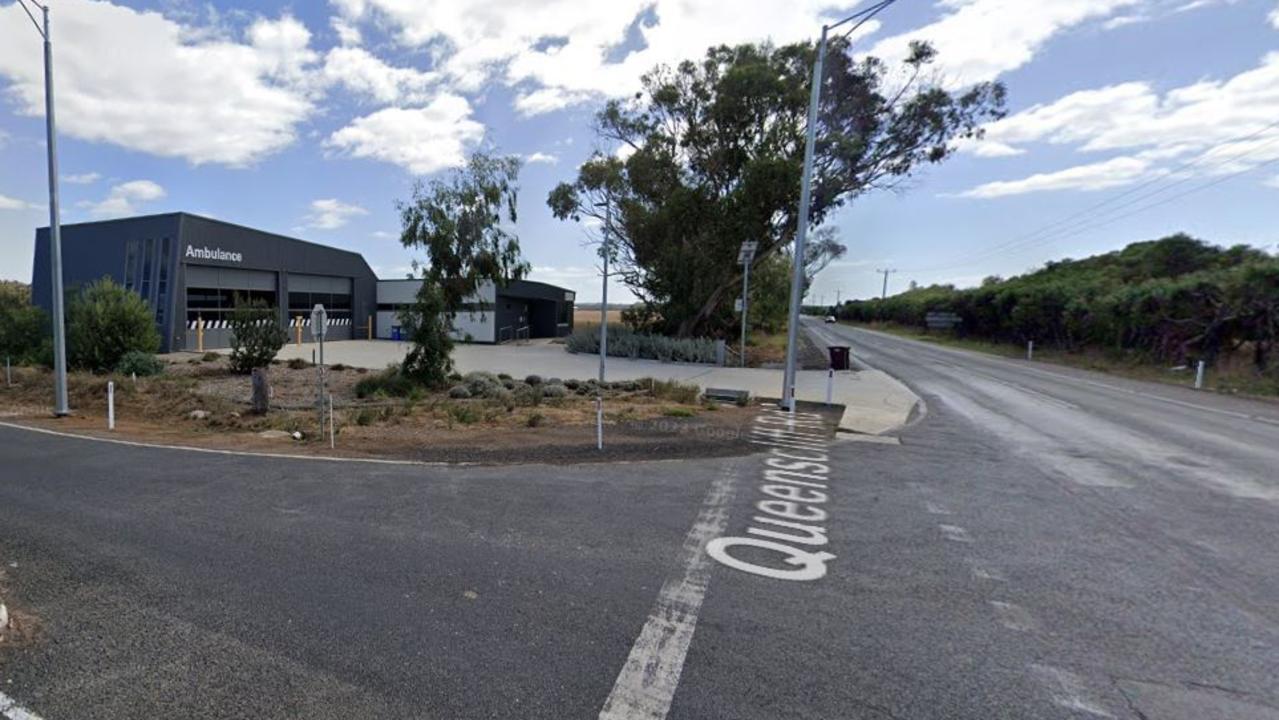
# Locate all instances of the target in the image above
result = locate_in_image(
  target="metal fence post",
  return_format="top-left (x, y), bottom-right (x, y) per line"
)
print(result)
top-left (107, 381), bottom-right (115, 431)
top-left (1195, 360), bottom-right (1206, 390)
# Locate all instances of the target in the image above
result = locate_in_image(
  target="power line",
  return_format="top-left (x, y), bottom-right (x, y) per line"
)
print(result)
top-left (905, 119), bottom-right (1279, 274)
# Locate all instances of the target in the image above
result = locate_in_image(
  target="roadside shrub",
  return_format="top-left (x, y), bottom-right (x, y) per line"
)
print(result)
top-left (67, 277), bottom-right (160, 373)
top-left (564, 378), bottom-right (580, 390)
top-left (228, 298), bottom-right (286, 374)
top-left (330, 363), bottom-right (349, 371)
top-left (526, 412), bottom-right (545, 427)
top-left (115, 350), bottom-right (164, 377)
top-left (201, 351), bottom-right (221, 362)
top-left (542, 383), bottom-right (568, 399)
top-left (287, 357), bottom-right (309, 370)
top-left (447, 403), bottom-right (480, 424)
top-left (524, 374), bottom-right (543, 386)
top-left (448, 385), bottom-right (472, 399)
top-left (354, 364), bottom-right (418, 398)
top-left (663, 407), bottom-right (696, 418)
top-left (565, 325), bottom-right (719, 364)
top-left (644, 378), bottom-right (701, 404)
top-left (0, 283), bottom-right (47, 365)
top-left (497, 372), bottom-right (512, 380)
top-left (514, 383), bottom-right (542, 406)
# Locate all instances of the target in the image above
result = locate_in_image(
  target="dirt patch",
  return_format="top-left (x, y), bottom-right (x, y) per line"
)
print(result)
top-left (0, 566), bottom-right (41, 651)
top-left (1, 359), bottom-right (764, 465)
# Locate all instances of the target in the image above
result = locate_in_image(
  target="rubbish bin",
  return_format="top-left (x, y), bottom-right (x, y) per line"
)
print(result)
top-left (391, 326), bottom-right (402, 341)
top-left (828, 345), bottom-right (851, 371)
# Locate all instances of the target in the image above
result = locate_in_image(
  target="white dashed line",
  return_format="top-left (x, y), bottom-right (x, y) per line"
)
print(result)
top-left (965, 559), bottom-right (1006, 582)
top-left (0, 691), bottom-right (45, 720)
top-left (598, 461), bottom-right (742, 720)
top-left (1030, 664), bottom-right (1115, 718)
top-left (990, 601), bottom-right (1039, 632)
top-left (938, 525), bottom-right (974, 543)
top-left (923, 501), bottom-right (952, 515)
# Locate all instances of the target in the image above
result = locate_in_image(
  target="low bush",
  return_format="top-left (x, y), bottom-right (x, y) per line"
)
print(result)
top-left (514, 383), bottom-right (542, 406)
top-left (0, 282), bottom-right (46, 366)
top-left (565, 325), bottom-right (719, 364)
top-left (526, 412), bottom-right (545, 427)
top-left (201, 352), bottom-right (221, 362)
top-left (287, 358), bottom-right (310, 370)
top-left (642, 378), bottom-right (701, 404)
top-left (448, 385), bottom-right (472, 399)
top-left (447, 403), bottom-right (480, 424)
top-left (115, 350), bottom-right (164, 377)
top-left (354, 364), bottom-right (419, 398)
top-left (66, 277), bottom-right (160, 373)
top-left (524, 374), bottom-right (543, 386)
top-left (662, 407), bottom-right (697, 418)
top-left (542, 383), bottom-right (568, 399)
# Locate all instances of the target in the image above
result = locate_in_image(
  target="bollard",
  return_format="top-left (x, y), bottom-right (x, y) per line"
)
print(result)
top-left (197, 315), bottom-right (205, 353)
top-left (826, 368), bottom-right (834, 406)
top-left (5, 355), bottom-right (10, 387)
top-left (329, 393), bottom-right (335, 449)
top-left (1027, 340), bottom-right (1034, 361)
top-left (596, 396), bottom-right (603, 450)
top-left (367, 316), bottom-right (374, 340)
top-left (1195, 360), bottom-right (1206, 390)
top-left (131, 371), bottom-right (137, 386)
top-left (107, 381), bottom-right (115, 431)
top-left (296, 316), bottom-right (303, 346)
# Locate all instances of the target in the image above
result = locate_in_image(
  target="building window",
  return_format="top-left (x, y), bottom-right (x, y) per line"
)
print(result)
top-left (123, 239), bottom-right (140, 291)
top-left (140, 237), bottom-right (155, 300)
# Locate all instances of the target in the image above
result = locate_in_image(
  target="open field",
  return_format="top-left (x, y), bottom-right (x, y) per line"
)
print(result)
top-left (844, 320), bottom-right (1279, 399)
top-left (573, 308), bottom-right (625, 327)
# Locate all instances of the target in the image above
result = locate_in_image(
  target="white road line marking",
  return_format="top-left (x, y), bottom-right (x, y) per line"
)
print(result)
top-left (0, 691), bottom-right (45, 720)
top-left (923, 501), bottom-right (952, 515)
top-left (598, 461), bottom-right (741, 720)
top-left (1030, 664), bottom-right (1114, 718)
top-left (965, 559), bottom-right (1006, 582)
top-left (989, 601), bottom-right (1038, 632)
top-left (939, 525), bottom-right (974, 543)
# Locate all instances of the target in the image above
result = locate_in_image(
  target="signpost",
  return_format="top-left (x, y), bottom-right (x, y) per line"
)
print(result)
top-left (738, 241), bottom-right (758, 368)
top-left (311, 304), bottom-right (327, 438)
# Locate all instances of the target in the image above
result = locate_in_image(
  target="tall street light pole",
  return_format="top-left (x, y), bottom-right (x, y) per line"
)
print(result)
top-left (779, 0), bottom-right (895, 412)
top-left (18, 0), bottom-right (70, 416)
top-left (738, 241), bottom-right (757, 368)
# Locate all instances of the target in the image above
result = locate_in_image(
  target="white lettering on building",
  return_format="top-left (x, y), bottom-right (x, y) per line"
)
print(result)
top-left (185, 245), bottom-right (243, 263)
top-left (706, 407), bottom-right (836, 582)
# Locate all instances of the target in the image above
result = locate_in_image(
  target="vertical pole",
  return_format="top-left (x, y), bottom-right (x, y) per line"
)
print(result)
top-left (107, 381), bottom-right (115, 431)
top-left (296, 317), bottom-right (302, 346)
top-left (881, 271), bottom-right (889, 300)
top-left (44, 7), bottom-right (68, 417)
top-left (1195, 360), bottom-right (1205, 390)
top-left (197, 315), bottom-right (204, 353)
top-left (1027, 340), bottom-right (1034, 361)
top-left (599, 201), bottom-right (610, 384)
top-left (782, 26), bottom-right (827, 412)
top-left (317, 334), bottom-right (325, 438)
top-left (367, 315), bottom-right (373, 340)
top-left (5, 356), bottom-right (10, 387)
top-left (825, 368), bottom-right (833, 406)
top-left (596, 396), bottom-right (603, 451)
top-left (740, 257), bottom-right (751, 368)
top-left (329, 393), bottom-right (335, 449)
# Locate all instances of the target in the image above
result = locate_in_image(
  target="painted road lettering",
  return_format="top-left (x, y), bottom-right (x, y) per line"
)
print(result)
top-left (707, 407), bottom-right (836, 582)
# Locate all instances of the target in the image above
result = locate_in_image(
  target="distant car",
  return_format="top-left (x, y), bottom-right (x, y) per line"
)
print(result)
top-left (824, 315), bottom-right (837, 323)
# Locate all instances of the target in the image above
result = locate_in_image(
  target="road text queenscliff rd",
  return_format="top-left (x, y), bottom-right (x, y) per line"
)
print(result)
top-left (707, 407), bottom-right (836, 582)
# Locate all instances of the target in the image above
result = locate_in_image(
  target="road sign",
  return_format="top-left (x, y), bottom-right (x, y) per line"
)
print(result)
top-left (925, 311), bottom-right (961, 330)
top-left (735, 297), bottom-right (744, 312)
top-left (311, 304), bottom-right (328, 339)
top-left (738, 241), bottom-right (758, 265)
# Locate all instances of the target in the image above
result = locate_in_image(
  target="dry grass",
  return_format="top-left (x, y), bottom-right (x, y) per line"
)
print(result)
top-left (574, 309), bottom-right (625, 327)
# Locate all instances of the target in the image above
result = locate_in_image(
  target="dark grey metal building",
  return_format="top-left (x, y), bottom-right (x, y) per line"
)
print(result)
top-left (32, 212), bottom-right (378, 352)
top-left (31, 212), bottom-right (575, 351)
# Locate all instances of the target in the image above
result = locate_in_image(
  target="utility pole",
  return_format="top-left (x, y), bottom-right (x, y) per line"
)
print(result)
top-left (780, 0), bottom-right (896, 412)
top-left (876, 268), bottom-right (897, 300)
top-left (597, 200), bottom-right (611, 383)
top-left (18, 0), bottom-right (69, 416)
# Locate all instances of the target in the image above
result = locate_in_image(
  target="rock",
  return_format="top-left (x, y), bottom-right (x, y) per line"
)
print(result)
top-left (1, 602), bottom-right (8, 629)
top-left (291, 431), bottom-right (304, 441)
top-left (188, 410), bottom-right (210, 420)
top-left (229, 412), bottom-right (241, 419)
top-left (257, 430), bottom-right (292, 440)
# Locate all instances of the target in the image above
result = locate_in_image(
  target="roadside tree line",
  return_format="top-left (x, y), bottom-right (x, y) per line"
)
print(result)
top-left (838, 234), bottom-right (1279, 373)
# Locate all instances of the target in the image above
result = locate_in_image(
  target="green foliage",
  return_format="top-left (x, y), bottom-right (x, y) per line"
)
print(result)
top-left (228, 298), bottom-right (286, 374)
top-left (354, 364), bottom-right (419, 398)
top-left (397, 152), bottom-right (531, 385)
top-left (0, 282), bottom-right (47, 365)
top-left (448, 385), bottom-right (472, 399)
top-left (642, 378), bottom-right (702, 404)
top-left (447, 403), bottom-right (481, 424)
top-left (565, 325), bottom-right (720, 364)
top-left (525, 412), bottom-right (545, 427)
top-left (115, 350), bottom-right (164, 377)
top-left (662, 407), bottom-right (696, 418)
top-left (548, 39), bottom-right (1005, 337)
top-left (841, 234), bottom-right (1279, 372)
top-left (67, 277), bottom-right (160, 373)
top-left (201, 351), bottom-right (221, 362)
top-left (286, 357), bottom-right (310, 370)
top-left (542, 383), bottom-right (568, 399)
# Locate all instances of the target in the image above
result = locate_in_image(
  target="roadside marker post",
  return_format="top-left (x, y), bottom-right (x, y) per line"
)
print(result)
top-left (295, 316), bottom-right (303, 346)
top-left (826, 368), bottom-right (834, 405)
top-left (596, 397), bottom-right (604, 451)
top-left (1027, 340), bottom-right (1034, 361)
top-left (107, 381), bottom-right (115, 431)
top-left (5, 355), bottom-right (10, 386)
top-left (1195, 360), bottom-right (1206, 390)
top-left (311, 304), bottom-right (328, 440)
top-left (197, 315), bottom-right (204, 353)
top-left (329, 393), bottom-right (335, 449)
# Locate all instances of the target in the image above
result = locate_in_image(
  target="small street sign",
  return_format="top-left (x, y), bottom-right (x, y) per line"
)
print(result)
top-left (311, 304), bottom-right (328, 339)
top-left (738, 241), bottom-right (758, 265)
top-left (735, 297), bottom-right (744, 313)
top-left (925, 311), bottom-right (962, 330)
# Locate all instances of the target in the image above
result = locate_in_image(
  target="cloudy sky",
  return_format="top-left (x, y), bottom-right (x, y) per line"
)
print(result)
top-left (1, 0), bottom-right (1277, 303)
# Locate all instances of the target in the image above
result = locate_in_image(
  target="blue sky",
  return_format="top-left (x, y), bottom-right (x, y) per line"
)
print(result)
top-left (2, 0), bottom-right (1277, 303)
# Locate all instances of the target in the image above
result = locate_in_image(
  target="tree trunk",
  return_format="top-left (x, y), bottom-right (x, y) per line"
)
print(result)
top-left (251, 368), bottom-right (271, 414)
top-left (678, 277), bottom-right (736, 338)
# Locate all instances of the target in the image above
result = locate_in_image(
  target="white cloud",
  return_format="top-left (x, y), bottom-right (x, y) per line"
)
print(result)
top-left (61, 172), bottom-right (102, 185)
top-left (322, 46), bottom-right (437, 104)
top-left (961, 51), bottom-right (1279, 195)
top-left (303, 198), bottom-right (368, 230)
top-left (524, 152), bottom-right (558, 165)
top-left (1271, 2), bottom-right (1279, 28)
top-left (0, 1), bottom-right (317, 166)
top-left (331, 17), bottom-right (363, 46)
top-left (960, 156), bottom-right (1153, 198)
top-left (1265, 174), bottom-right (1279, 188)
top-left (957, 138), bottom-right (1026, 158)
top-left (867, 0), bottom-right (1139, 84)
top-left (80, 180), bottom-right (166, 218)
top-left (326, 93), bottom-right (485, 174)
top-left (0, 194), bottom-right (39, 211)
top-left (333, 1), bottom-right (887, 116)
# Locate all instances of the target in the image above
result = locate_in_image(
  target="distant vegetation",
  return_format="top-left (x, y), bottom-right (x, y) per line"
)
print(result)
top-left (840, 234), bottom-right (1279, 375)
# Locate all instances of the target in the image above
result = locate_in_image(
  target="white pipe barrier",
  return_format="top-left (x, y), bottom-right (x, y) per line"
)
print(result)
top-left (1195, 360), bottom-right (1206, 390)
top-left (107, 381), bottom-right (115, 431)
top-left (596, 397), bottom-right (603, 451)
top-left (1027, 340), bottom-right (1035, 361)
top-left (826, 368), bottom-right (834, 405)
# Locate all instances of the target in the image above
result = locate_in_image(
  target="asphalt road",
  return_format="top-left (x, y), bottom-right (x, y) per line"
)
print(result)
top-left (2, 324), bottom-right (1278, 719)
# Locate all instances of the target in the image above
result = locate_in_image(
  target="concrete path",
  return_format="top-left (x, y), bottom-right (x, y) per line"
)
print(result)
top-left (266, 333), bottom-right (919, 435)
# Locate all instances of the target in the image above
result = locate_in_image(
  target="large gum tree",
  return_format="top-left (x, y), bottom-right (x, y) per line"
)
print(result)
top-left (548, 39), bottom-right (1006, 337)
